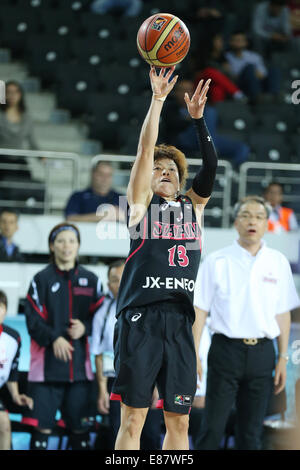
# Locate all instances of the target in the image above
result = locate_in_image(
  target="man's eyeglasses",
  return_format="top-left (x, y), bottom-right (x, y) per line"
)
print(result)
top-left (237, 214), bottom-right (267, 221)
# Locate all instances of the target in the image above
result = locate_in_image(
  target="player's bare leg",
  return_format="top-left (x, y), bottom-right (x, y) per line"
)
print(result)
top-left (0, 411), bottom-right (11, 450)
top-left (114, 403), bottom-right (149, 450)
top-left (162, 411), bottom-right (190, 450)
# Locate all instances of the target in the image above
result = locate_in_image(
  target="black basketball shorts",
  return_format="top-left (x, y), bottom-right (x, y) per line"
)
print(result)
top-left (111, 301), bottom-right (197, 414)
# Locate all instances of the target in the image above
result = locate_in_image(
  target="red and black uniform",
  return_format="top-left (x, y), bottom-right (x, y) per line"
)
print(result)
top-left (112, 117), bottom-right (218, 414)
top-left (22, 263), bottom-right (104, 430)
top-left (116, 193), bottom-right (201, 322)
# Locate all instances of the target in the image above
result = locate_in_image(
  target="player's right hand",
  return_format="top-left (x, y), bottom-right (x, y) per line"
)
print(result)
top-left (150, 65), bottom-right (178, 99)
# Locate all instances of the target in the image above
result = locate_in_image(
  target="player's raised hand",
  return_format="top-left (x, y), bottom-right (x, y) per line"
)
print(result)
top-left (150, 65), bottom-right (178, 100)
top-left (184, 78), bottom-right (211, 119)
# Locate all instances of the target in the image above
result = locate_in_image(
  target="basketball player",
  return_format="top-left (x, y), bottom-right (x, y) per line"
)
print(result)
top-left (23, 223), bottom-right (104, 450)
top-left (111, 66), bottom-right (217, 450)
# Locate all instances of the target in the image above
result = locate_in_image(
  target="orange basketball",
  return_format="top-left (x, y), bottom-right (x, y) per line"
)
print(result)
top-left (137, 13), bottom-right (190, 67)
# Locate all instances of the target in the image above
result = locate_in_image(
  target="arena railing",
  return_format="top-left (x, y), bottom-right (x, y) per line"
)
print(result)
top-left (99, 154), bottom-right (234, 228)
top-left (0, 148), bottom-right (80, 214)
top-left (0, 150), bottom-right (233, 226)
top-left (238, 162), bottom-right (300, 218)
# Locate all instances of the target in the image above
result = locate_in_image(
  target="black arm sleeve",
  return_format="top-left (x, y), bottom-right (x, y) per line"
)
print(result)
top-left (191, 117), bottom-right (218, 198)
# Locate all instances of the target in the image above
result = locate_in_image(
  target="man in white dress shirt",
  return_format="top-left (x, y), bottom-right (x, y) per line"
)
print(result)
top-left (193, 195), bottom-right (300, 450)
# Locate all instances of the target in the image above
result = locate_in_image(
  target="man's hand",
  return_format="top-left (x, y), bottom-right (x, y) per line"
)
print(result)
top-left (97, 390), bottom-right (110, 415)
top-left (13, 394), bottom-right (34, 410)
top-left (53, 336), bottom-right (74, 362)
top-left (67, 319), bottom-right (86, 340)
top-left (196, 356), bottom-right (203, 387)
top-left (274, 357), bottom-right (287, 395)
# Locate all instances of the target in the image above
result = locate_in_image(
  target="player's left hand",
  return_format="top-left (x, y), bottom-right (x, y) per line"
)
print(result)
top-left (67, 319), bottom-right (86, 340)
top-left (274, 357), bottom-right (287, 395)
top-left (184, 78), bottom-right (211, 119)
top-left (13, 394), bottom-right (34, 410)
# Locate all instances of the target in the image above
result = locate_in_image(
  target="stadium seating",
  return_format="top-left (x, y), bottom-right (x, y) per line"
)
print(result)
top-left (248, 133), bottom-right (291, 163)
top-left (0, 6), bottom-right (41, 56)
top-left (55, 63), bottom-right (102, 115)
top-left (25, 34), bottom-right (71, 86)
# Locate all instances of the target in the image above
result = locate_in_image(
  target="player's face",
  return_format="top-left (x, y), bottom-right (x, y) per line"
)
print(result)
top-left (151, 158), bottom-right (180, 199)
top-left (50, 230), bottom-right (79, 265)
top-left (234, 201), bottom-right (268, 244)
top-left (108, 264), bottom-right (125, 299)
top-left (264, 185), bottom-right (283, 207)
top-left (0, 212), bottom-right (18, 239)
top-left (0, 302), bottom-right (7, 325)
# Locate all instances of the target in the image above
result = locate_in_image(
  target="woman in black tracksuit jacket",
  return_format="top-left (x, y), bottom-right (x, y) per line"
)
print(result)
top-left (22, 222), bottom-right (104, 450)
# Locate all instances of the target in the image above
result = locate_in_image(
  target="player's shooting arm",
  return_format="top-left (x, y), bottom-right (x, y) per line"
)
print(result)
top-left (127, 66), bottom-right (178, 209)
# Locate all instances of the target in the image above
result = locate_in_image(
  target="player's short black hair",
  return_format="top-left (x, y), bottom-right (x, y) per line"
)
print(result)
top-left (0, 290), bottom-right (8, 308)
top-left (107, 259), bottom-right (125, 278)
top-left (233, 195), bottom-right (272, 220)
top-left (0, 208), bottom-right (19, 219)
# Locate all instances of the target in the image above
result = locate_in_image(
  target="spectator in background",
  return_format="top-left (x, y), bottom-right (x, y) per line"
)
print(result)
top-left (225, 31), bottom-right (281, 104)
top-left (91, 259), bottom-right (163, 450)
top-left (252, 0), bottom-right (292, 57)
top-left (288, 0), bottom-right (300, 51)
top-left (0, 290), bottom-right (33, 450)
top-left (193, 195), bottom-right (300, 450)
top-left (0, 209), bottom-right (24, 262)
top-left (189, 0), bottom-right (225, 36)
top-left (264, 182), bottom-right (299, 232)
top-left (194, 33), bottom-right (246, 104)
top-left (22, 223), bottom-right (104, 450)
top-left (0, 81), bottom-right (38, 181)
top-left (90, 0), bottom-right (141, 16)
top-left (65, 159), bottom-right (125, 223)
top-left (163, 79), bottom-right (249, 167)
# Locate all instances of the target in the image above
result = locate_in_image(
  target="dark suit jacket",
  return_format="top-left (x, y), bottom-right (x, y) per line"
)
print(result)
top-left (0, 235), bottom-right (24, 262)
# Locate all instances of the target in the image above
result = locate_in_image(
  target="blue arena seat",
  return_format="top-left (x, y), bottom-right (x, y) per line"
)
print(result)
top-left (80, 12), bottom-right (119, 39)
top-left (248, 133), bottom-right (291, 163)
top-left (39, 9), bottom-right (83, 36)
top-left (25, 34), bottom-right (71, 86)
top-left (86, 92), bottom-right (131, 150)
top-left (70, 37), bottom-right (113, 66)
top-left (55, 64), bottom-right (102, 115)
top-left (98, 64), bottom-right (147, 95)
top-left (0, 6), bottom-right (41, 55)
